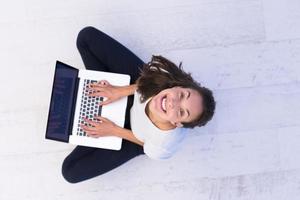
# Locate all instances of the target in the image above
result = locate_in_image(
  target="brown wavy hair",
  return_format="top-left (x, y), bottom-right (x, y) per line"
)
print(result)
top-left (136, 55), bottom-right (216, 128)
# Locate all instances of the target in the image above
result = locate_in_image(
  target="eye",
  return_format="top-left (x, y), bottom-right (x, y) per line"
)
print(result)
top-left (180, 92), bottom-right (184, 99)
top-left (180, 108), bottom-right (184, 117)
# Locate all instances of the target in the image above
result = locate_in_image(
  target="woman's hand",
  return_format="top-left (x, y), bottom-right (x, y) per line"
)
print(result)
top-left (86, 80), bottom-right (125, 106)
top-left (80, 115), bottom-right (118, 138)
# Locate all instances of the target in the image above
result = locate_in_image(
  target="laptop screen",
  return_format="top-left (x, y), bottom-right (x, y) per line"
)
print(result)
top-left (45, 61), bottom-right (79, 142)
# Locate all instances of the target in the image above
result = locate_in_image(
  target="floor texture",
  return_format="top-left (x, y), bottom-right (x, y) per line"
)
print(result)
top-left (0, 0), bottom-right (300, 199)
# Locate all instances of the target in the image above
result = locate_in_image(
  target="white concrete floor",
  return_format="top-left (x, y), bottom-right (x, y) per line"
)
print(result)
top-left (0, 0), bottom-right (300, 199)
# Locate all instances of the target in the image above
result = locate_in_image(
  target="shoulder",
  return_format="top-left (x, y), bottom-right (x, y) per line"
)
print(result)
top-left (143, 128), bottom-right (188, 160)
top-left (143, 142), bottom-right (172, 160)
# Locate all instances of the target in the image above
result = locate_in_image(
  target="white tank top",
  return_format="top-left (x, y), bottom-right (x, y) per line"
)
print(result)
top-left (130, 90), bottom-right (187, 160)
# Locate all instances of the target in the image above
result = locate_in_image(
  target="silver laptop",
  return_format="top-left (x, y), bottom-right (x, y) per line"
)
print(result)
top-left (45, 61), bottom-right (130, 150)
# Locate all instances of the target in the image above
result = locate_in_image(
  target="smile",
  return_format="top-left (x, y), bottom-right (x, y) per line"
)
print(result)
top-left (161, 96), bottom-right (167, 113)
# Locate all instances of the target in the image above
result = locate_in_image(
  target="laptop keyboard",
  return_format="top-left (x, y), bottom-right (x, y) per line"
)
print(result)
top-left (77, 79), bottom-right (104, 136)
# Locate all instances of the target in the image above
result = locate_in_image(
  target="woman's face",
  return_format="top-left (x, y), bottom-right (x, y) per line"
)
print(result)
top-left (148, 86), bottom-right (203, 128)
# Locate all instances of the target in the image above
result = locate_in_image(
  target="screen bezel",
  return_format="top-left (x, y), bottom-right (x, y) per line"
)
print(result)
top-left (45, 61), bottom-right (79, 142)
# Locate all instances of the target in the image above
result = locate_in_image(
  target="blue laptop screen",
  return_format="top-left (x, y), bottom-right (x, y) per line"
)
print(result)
top-left (46, 61), bottom-right (79, 142)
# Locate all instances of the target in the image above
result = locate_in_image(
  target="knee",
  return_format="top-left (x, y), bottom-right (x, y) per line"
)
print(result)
top-left (76, 26), bottom-right (97, 50)
top-left (61, 158), bottom-right (80, 184)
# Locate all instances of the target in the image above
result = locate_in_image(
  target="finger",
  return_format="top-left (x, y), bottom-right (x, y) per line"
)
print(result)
top-left (85, 131), bottom-right (100, 138)
top-left (99, 99), bottom-right (111, 106)
top-left (86, 87), bottom-right (104, 93)
top-left (80, 123), bottom-right (97, 131)
top-left (85, 88), bottom-right (100, 96)
top-left (83, 118), bottom-right (101, 126)
top-left (94, 115), bottom-right (109, 122)
top-left (88, 81), bottom-right (109, 88)
top-left (82, 117), bottom-right (92, 124)
top-left (88, 91), bottom-right (106, 97)
top-left (86, 83), bottom-right (97, 88)
top-left (98, 80), bottom-right (109, 85)
top-left (84, 129), bottom-right (102, 137)
top-left (84, 129), bottom-right (99, 135)
top-left (86, 83), bottom-right (107, 89)
top-left (90, 84), bottom-right (108, 89)
top-left (86, 85), bottom-right (102, 90)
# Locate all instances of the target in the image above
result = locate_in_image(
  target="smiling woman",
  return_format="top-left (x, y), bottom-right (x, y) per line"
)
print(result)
top-left (137, 55), bottom-right (215, 129)
top-left (61, 26), bottom-right (216, 184)
top-left (146, 86), bottom-right (203, 130)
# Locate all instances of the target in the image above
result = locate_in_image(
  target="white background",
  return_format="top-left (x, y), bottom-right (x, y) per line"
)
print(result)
top-left (0, 0), bottom-right (300, 199)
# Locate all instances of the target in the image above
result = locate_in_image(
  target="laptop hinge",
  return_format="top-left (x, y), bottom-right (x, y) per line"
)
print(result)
top-left (68, 77), bottom-right (80, 136)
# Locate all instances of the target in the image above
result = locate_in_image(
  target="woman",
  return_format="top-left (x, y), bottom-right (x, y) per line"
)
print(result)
top-left (62, 26), bottom-right (216, 183)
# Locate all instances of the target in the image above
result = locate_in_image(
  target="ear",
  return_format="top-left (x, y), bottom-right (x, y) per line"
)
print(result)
top-left (174, 122), bottom-right (183, 128)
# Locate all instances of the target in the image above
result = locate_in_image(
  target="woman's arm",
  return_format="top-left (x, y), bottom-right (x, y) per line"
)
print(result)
top-left (119, 84), bottom-right (137, 97)
top-left (114, 126), bottom-right (144, 146)
top-left (81, 116), bottom-right (144, 147)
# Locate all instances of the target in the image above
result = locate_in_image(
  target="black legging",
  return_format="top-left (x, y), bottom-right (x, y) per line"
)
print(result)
top-left (61, 26), bottom-right (146, 184)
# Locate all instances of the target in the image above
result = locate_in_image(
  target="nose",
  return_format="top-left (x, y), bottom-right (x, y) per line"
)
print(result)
top-left (168, 97), bottom-right (179, 110)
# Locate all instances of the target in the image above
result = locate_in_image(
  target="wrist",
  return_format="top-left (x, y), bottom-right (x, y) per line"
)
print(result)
top-left (112, 125), bottom-right (144, 146)
top-left (120, 84), bottom-right (137, 97)
top-left (113, 125), bottom-right (123, 137)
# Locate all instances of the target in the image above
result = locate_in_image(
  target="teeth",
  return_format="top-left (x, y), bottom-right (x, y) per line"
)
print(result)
top-left (162, 97), bottom-right (167, 112)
